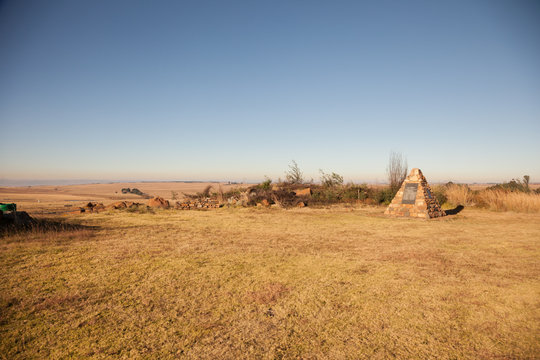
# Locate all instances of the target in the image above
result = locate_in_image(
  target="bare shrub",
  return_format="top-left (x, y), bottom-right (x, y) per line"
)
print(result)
top-left (320, 170), bottom-right (344, 188)
top-left (201, 185), bottom-right (213, 197)
top-left (285, 160), bottom-right (304, 184)
top-left (217, 185), bottom-right (224, 203)
top-left (386, 152), bottom-right (407, 194)
top-left (183, 184), bottom-right (214, 200)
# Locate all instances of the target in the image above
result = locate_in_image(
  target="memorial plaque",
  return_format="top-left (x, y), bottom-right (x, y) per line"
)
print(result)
top-left (401, 183), bottom-right (418, 204)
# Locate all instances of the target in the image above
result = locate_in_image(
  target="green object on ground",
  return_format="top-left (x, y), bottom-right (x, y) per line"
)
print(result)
top-left (0, 203), bottom-right (16, 212)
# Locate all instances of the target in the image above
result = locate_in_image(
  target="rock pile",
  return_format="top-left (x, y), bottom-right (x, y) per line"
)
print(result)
top-left (106, 201), bottom-right (143, 210)
top-left (175, 198), bottom-right (222, 210)
top-left (68, 201), bottom-right (144, 214)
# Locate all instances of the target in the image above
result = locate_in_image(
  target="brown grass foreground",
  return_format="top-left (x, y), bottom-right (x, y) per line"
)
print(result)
top-left (1, 207), bottom-right (539, 359)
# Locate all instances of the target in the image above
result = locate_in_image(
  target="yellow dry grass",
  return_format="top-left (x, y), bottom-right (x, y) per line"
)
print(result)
top-left (445, 184), bottom-right (475, 207)
top-left (479, 190), bottom-right (540, 213)
top-left (1, 206), bottom-right (539, 359)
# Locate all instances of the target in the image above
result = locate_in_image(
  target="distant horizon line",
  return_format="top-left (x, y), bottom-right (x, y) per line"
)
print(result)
top-left (0, 178), bottom-right (527, 188)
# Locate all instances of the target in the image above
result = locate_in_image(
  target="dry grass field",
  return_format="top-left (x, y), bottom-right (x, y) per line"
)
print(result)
top-left (1, 204), bottom-right (539, 359)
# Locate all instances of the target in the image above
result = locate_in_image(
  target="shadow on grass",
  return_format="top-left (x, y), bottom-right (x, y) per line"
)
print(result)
top-left (445, 205), bottom-right (465, 216)
top-left (0, 217), bottom-right (100, 241)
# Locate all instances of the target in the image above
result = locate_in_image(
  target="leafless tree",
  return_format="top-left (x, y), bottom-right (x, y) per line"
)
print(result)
top-left (523, 175), bottom-right (530, 191)
top-left (387, 151), bottom-right (408, 194)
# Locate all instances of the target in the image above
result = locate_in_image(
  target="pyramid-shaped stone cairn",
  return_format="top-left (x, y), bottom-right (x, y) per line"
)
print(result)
top-left (384, 168), bottom-right (446, 219)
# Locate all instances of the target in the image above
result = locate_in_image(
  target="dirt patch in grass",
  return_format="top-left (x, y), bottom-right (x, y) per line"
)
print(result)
top-left (246, 282), bottom-right (290, 305)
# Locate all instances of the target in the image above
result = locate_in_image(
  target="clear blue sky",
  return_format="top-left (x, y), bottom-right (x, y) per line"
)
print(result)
top-left (1, 0), bottom-right (539, 184)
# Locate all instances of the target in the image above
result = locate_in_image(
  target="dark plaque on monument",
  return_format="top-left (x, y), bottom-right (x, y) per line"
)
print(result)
top-left (401, 183), bottom-right (418, 204)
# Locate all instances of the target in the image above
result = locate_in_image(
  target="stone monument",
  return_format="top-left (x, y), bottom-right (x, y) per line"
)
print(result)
top-left (384, 168), bottom-right (445, 219)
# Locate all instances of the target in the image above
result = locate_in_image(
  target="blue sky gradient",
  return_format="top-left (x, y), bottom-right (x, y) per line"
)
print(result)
top-left (1, 0), bottom-right (539, 184)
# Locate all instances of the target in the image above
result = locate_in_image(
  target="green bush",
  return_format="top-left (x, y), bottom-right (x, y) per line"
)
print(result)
top-left (258, 177), bottom-right (272, 190)
top-left (341, 184), bottom-right (369, 201)
top-left (486, 175), bottom-right (531, 193)
top-left (310, 184), bottom-right (370, 205)
top-left (312, 188), bottom-right (340, 203)
top-left (371, 187), bottom-right (394, 205)
top-left (431, 186), bottom-right (447, 206)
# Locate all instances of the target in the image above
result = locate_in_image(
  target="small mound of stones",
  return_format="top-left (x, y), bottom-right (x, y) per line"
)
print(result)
top-left (175, 198), bottom-right (223, 210)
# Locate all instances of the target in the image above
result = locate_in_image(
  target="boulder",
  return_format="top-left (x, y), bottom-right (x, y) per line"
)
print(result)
top-left (295, 188), bottom-right (312, 197)
top-left (148, 197), bottom-right (169, 209)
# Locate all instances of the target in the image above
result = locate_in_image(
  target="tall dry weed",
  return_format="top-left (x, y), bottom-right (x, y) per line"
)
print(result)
top-left (478, 190), bottom-right (540, 213)
top-left (445, 184), bottom-right (475, 206)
